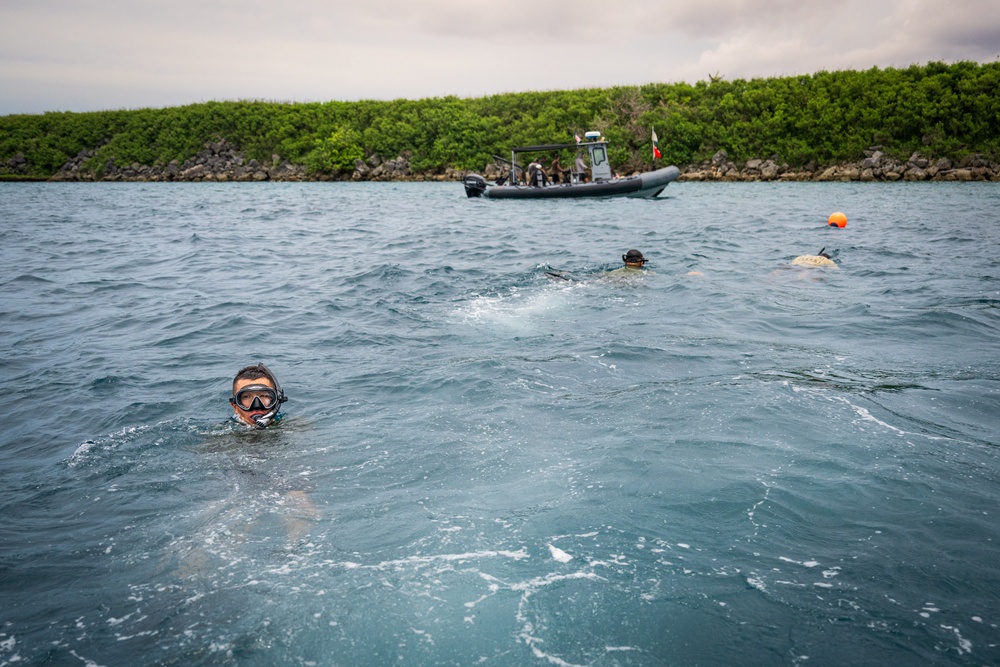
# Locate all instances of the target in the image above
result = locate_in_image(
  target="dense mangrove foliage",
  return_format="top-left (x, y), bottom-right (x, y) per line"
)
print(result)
top-left (2, 61), bottom-right (998, 179)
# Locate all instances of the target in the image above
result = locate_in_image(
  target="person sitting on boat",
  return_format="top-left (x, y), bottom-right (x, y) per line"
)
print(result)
top-left (527, 157), bottom-right (549, 187)
top-left (230, 362), bottom-right (288, 428)
top-left (549, 156), bottom-right (567, 184)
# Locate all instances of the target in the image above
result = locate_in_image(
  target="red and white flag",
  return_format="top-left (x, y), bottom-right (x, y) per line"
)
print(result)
top-left (652, 129), bottom-right (662, 159)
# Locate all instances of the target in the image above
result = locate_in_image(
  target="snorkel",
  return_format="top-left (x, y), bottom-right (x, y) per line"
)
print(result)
top-left (231, 362), bottom-right (287, 429)
top-left (248, 387), bottom-right (280, 428)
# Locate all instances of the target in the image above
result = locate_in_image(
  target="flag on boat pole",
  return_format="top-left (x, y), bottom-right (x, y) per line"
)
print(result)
top-left (652, 129), bottom-right (662, 160)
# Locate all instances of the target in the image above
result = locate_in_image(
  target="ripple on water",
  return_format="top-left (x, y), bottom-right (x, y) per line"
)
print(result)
top-left (0, 182), bottom-right (998, 665)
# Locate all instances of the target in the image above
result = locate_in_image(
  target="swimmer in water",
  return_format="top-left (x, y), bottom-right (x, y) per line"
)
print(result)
top-left (791, 247), bottom-right (838, 268)
top-left (605, 249), bottom-right (649, 276)
top-left (230, 362), bottom-right (287, 428)
top-left (546, 249), bottom-right (657, 282)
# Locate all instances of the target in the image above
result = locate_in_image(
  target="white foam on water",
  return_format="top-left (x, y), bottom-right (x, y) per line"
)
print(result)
top-left (68, 440), bottom-right (97, 465)
top-left (455, 282), bottom-right (587, 334)
top-left (68, 650), bottom-right (107, 667)
top-left (827, 395), bottom-right (954, 442)
top-left (940, 624), bottom-right (973, 654)
top-left (747, 574), bottom-right (767, 592)
top-left (850, 404), bottom-right (907, 435)
top-left (779, 556), bottom-right (821, 568)
top-left (369, 549), bottom-right (530, 571)
top-left (547, 544), bottom-right (573, 563)
top-left (508, 569), bottom-right (610, 666)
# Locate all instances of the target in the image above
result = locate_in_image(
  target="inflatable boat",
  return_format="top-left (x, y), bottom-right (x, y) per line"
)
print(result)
top-left (463, 132), bottom-right (679, 200)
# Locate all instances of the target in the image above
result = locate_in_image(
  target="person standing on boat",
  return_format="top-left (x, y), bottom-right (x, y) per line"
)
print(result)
top-left (549, 156), bottom-right (567, 183)
top-left (573, 151), bottom-right (589, 183)
top-left (527, 157), bottom-right (549, 187)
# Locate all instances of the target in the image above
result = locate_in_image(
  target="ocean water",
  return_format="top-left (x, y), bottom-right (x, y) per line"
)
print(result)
top-left (1, 181), bottom-right (998, 666)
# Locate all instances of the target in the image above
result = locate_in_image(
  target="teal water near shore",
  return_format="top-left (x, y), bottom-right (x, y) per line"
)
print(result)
top-left (1, 181), bottom-right (999, 665)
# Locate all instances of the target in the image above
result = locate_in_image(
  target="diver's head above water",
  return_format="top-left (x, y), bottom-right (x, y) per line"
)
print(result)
top-left (622, 249), bottom-right (648, 269)
top-left (230, 362), bottom-right (287, 428)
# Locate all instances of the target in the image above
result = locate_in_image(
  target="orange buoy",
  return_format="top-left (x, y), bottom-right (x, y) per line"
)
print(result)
top-left (828, 212), bottom-right (848, 228)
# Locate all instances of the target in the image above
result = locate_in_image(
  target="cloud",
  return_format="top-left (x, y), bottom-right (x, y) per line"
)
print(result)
top-left (666, 0), bottom-right (1000, 82)
top-left (0, 0), bottom-right (996, 114)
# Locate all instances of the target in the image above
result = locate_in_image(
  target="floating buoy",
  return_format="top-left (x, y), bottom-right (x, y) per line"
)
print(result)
top-left (828, 212), bottom-right (848, 228)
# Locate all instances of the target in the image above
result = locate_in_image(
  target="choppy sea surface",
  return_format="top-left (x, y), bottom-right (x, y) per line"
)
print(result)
top-left (1, 181), bottom-right (999, 666)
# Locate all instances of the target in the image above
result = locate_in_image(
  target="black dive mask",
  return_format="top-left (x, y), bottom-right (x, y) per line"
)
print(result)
top-left (232, 384), bottom-right (280, 411)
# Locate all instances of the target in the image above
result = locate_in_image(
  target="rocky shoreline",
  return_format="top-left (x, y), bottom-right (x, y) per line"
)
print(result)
top-left (5, 141), bottom-right (999, 183)
top-left (38, 141), bottom-right (464, 183)
top-left (677, 148), bottom-right (1000, 182)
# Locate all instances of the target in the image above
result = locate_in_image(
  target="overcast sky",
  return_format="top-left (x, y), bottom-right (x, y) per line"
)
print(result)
top-left (1, 0), bottom-right (998, 115)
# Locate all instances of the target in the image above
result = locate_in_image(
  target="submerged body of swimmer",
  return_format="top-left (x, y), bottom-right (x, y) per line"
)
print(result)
top-left (547, 249), bottom-right (702, 281)
top-left (231, 362), bottom-right (287, 428)
top-left (547, 249), bottom-right (651, 281)
top-left (225, 363), bottom-right (317, 543)
top-left (790, 247), bottom-right (838, 268)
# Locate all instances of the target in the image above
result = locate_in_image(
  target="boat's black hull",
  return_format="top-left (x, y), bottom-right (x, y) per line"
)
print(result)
top-left (464, 166), bottom-right (680, 200)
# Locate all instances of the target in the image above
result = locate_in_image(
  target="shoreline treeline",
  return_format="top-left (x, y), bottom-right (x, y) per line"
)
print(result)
top-left (1, 61), bottom-right (998, 182)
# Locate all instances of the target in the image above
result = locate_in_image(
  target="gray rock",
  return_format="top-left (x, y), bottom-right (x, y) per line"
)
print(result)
top-left (860, 151), bottom-right (883, 170)
top-left (908, 152), bottom-right (929, 169)
top-left (840, 166), bottom-right (861, 181)
top-left (959, 154), bottom-right (989, 168)
top-left (181, 164), bottom-right (207, 179)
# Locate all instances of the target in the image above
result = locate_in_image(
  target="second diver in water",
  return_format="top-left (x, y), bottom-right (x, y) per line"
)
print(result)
top-left (605, 249), bottom-right (650, 276)
top-left (791, 247), bottom-right (838, 268)
top-left (546, 249), bottom-right (651, 281)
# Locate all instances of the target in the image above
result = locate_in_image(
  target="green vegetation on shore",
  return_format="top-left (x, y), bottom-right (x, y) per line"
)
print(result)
top-left (2, 61), bottom-right (998, 180)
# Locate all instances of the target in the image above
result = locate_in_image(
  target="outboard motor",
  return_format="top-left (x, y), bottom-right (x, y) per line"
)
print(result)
top-left (463, 173), bottom-right (487, 198)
